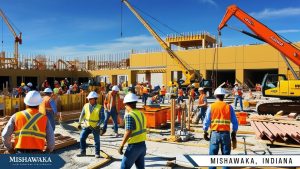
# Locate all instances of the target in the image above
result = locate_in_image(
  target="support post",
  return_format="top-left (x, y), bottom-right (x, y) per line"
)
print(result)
top-left (170, 99), bottom-right (175, 136)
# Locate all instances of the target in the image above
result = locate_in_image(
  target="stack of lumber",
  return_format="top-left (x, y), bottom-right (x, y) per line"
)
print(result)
top-left (58, 111), bottom-right (81, 122)
top-left (250, 120), bottom-right (300, 146)
top-left (0, 116), bottom-right (11, 153)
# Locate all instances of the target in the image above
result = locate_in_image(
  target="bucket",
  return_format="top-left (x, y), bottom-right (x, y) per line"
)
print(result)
top-left (236, 112), bottom-right (247, 125)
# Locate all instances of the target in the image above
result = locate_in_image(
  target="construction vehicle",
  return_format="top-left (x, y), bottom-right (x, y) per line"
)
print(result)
top-left (121, 0), bottom-right (204, 90)
top-left (0, 8), bottom-right (22, 68)
top-left (218, 4), bottom-right (300, 115)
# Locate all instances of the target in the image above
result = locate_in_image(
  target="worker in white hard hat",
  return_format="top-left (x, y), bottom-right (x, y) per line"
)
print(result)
top-left (1, 91), bottom-right (55, 153)
top-left (118, 93), bottom-right (147, 169)
top-left (39, 88), bottom-right (58, 131)
top-left (102, 85), bottom-right (120, 137)
top-left (77, 91), bottom-right (104, 158)
top-left (203, 88), bottom-right (238, 169)
top-left (194, 87), bottom-right (208, 124)
top-left (232, 82), bottom-right (243, 111)
top-left (24, 82), bottom-right (33, 93)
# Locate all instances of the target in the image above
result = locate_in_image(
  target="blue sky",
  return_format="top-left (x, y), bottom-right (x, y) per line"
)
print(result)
top-left (1, 0), bottom-right (300, 57)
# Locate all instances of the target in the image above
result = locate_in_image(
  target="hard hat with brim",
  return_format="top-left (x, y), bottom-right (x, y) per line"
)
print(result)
top-left (234, 82), bottom-right (239, 85)
top-left (43, 88), bottom-right (53, 93)
top-left (24, 91), bottom-right (43, 106)
top-left (214, 87), bottom-right (227, 95)
top-left (112, 85), bottom-right (120, 91)
top-left (198, 87), bottom-right (204, 91)
top-left (123, 93), bottom-right (138, 103)
top-left (86, 91), bottom-right (98, 99)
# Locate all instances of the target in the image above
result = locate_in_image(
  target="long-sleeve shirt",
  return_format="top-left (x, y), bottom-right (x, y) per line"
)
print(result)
top-left (49, 98), bottom-right (58, 114)
top-left (1, 114), bottom-right (55, 152)
top-left (203, 104), bottom-right (238, 132)
top-left (78, 103), bottom-right (104, 126)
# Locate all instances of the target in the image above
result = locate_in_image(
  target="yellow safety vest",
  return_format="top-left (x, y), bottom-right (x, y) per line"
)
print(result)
top-left (83, 103), bottom-right (101, 128)
top-left (127, 109), bottom-right (147, 144)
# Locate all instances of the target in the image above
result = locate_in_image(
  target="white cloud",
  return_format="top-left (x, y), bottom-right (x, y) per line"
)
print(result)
top-left (198, 0), bottom-right (217, 6)
top-left (250, 8), bottom-right (300, 19)
top-left (31, 35), bottom-right (160, 57)
top-left (276, 29), bottom-right (300, 33)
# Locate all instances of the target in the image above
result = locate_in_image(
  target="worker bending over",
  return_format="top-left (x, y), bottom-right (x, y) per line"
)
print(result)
top-left (77, 91), bottom-right (104, 158)
top-left (203, 87), bottom-right (238, 169)
top-left (2, 91), bottom-right (55, 153)
top-left (118, 93), bottom-right (147, 169)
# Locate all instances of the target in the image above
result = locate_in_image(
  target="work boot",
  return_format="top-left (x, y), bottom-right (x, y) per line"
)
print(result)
top-left (114, 133), bottom-right (119, 137)
top-left (95, 154), bottom-right (101, 158)
top-left (100, 129), bottom-right (106, 136)
top-left (76, 152), bottom-right (86, 157)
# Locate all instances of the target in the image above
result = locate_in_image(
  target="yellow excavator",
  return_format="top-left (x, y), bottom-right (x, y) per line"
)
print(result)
top-left (121, 0), bottom-right (203, 89)
top-left (218, 5), bottom-right (300, 115)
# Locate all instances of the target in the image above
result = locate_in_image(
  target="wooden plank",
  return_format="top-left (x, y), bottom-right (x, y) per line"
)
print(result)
top-left (87, 158), bottom-right (111, 169)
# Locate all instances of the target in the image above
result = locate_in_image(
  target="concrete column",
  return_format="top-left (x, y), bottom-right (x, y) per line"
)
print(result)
top-left (202, 39), bottom-right (205, 49)
top-left (235, 69), bottom-right (244, 84)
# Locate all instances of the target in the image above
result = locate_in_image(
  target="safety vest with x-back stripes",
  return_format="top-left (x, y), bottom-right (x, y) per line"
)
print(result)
top-left (14, 108), bottom-right (47, 150)
top-left (127, 109), bottom-right (147, 144)
top-left (210, 101), bottom-right (231, 131)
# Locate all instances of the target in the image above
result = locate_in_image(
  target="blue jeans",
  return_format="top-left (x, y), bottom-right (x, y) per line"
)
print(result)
top-left (121, 141), bottom-right (146, 169)
top-left (46, 111), bottom-right (56, 131)
top-left (142, 94), bottom-right (148, 105)
top-left (234, 95), bottom-right (243, 111)
top-left (177, 96), bottom-right (184, 103)
top-left (197, 107), bottom-right (207, 123)
top-left (79, 127), bottom-right (100, 155)
top-left (103, 106), bottom-right (118, 133)
top-left (209, 131), bottom-right (231, 169)
top-left (159, 95), bottom-right (165, 104)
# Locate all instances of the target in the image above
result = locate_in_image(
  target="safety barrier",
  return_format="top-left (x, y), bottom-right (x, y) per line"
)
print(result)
top-left (0, 93), bottom-right (105, 116)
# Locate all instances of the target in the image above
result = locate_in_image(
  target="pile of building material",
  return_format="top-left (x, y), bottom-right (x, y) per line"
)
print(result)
top-left (250, 120), bottom-right (300, 146)
top-left (59, 111), bottom-right (81, 122)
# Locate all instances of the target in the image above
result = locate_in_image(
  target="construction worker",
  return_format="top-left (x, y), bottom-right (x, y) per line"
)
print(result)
top-left (177, 87), bottom-right (184, 104)
top-left (151, 91), bottom-right (159, 104)
top-left (203, 87), bottom-right (238, 169)
top-left (1, 91), bottom-right (55, 153)
top-left (40, 88), bottom-right (58, 131)
top-left (102, 85), bottom-right (120, 137)
top-left (118, 93), bottom-right (147, 169)
top-left (233, 82), bottom-right (243, 111)
top-left (159, 85), bottom-right (167, 104)
top-left (141, 83), bottom-right (149, 105)
top-left (195, 87), bottom-right (207, 124)
top-left (77, 91), bottom-right (103, 158)
top-left (188, 86), bottom-right (196, 111)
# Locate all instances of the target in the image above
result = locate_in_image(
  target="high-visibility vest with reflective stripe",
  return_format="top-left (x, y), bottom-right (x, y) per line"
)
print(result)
top-left (160, 87), bottom-right (166, 95)
top-left (104, 91), bottom-right (119, 112)
top-left (14, 109), bottom-right (47, 150)
top-left (40, 96), bottom-right (52, 115)
top-left (198, 94), bottom-right (207, 107)
top-left (142, 87), bottom-right (149, 94)
top-left (178, 89), bottom-right (183, 96)
top-left (127, 109), bottom-right (147, 144)
top-left (84, 103), bottom-right (101, 128)
top-left (210, 101), bottom-right (231, 131)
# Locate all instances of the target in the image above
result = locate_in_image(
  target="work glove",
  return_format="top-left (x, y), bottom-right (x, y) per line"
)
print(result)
top-left (94, 126), bottom-right (100, 131)
top-left (231, 131), bottom-right (237, 149)
top-left (118, 146), bottom-right (124, 155)
top-left (77, 123), bottom-right (82, 130)
top-left (204, 131), bottom-right (210, 141)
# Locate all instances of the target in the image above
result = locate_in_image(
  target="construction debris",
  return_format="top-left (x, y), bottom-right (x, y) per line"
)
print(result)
top-left (250, 120), bottom-right (300, 146)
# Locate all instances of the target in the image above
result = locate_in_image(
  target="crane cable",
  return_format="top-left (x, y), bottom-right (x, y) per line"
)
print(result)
top-left (211, 33), bottom-right (220, 90)
top-left (120, 1), bottom-right (123, 37)
top-left (1, 18), bottom-right (3, 51)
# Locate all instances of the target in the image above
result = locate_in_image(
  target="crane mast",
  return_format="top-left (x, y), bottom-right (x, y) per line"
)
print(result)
top-left (0, 8), bottom-right (22, 67)
top-left (122, 0), bottom-right (196, 86)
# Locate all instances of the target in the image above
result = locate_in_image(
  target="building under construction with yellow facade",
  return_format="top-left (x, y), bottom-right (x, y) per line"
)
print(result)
top-left (0, 31), bottom-right (299, 91)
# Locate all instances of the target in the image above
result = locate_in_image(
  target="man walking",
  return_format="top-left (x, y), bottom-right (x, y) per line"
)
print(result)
top-left (233, 82), bottom-right (243, 111)
top-left (118, 93), bottom-right (147, 169)
top-left (102, 85), bottom-right (120, 136)
top-left (40, 88), bottom-right (58, 131)
top-left (195, 87), bottom-right (207, 124)
top-left (2, 91), bottom-right (55, 153)
top-left (203, 87), bottom-right (238, 169)
top-left (77, 91), bottom-right (103, 158)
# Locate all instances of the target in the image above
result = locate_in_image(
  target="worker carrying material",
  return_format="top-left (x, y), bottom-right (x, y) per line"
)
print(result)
top-left (203, 87), bottom-right (238, 169)
top-left (233, 82), bottom-right (243, 111)
top-left (102, 85), bottom-right (121, 137)
top-left (1, 91), bottom-right (55, 153)
top-left (77, 91), bottom-right (104, 158)
top-left (40, 88), bottom-right (58, 131)
top-left (118, 93), bottom-right (147, 169)
top-left (195, 87), bottom-right (208, 124)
